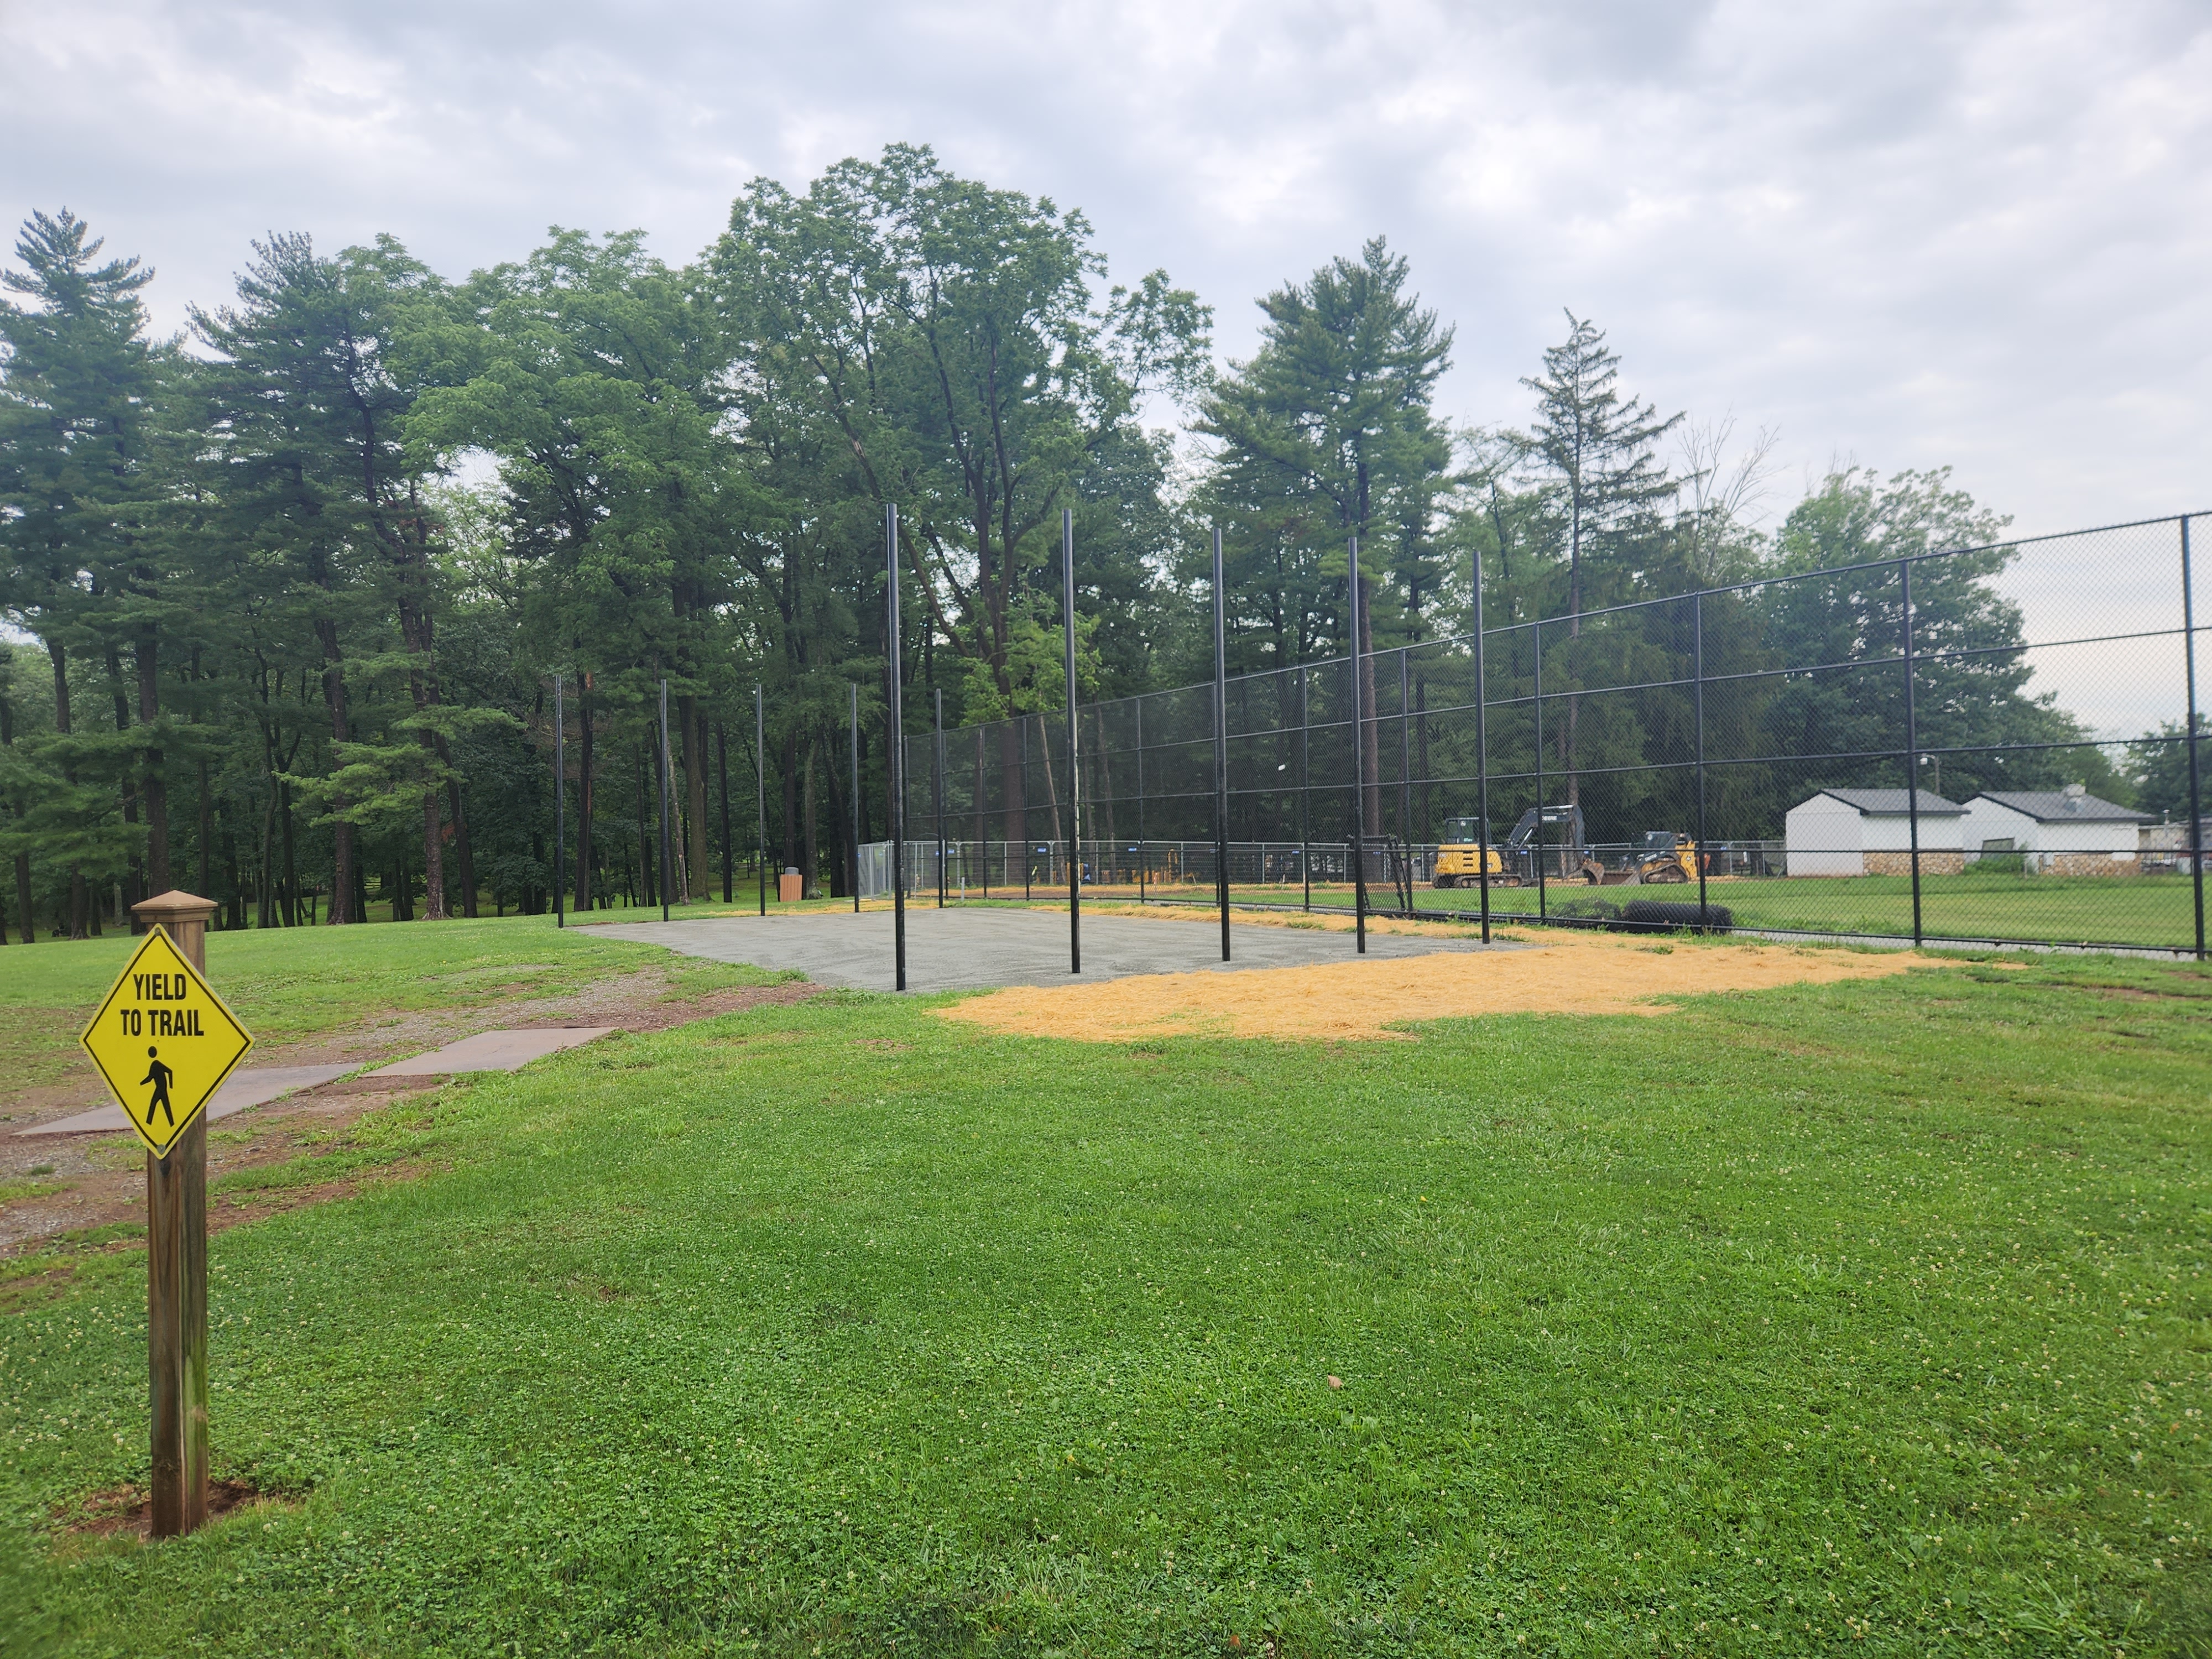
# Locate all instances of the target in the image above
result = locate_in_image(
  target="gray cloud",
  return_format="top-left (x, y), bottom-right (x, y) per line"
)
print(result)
top-left (4, 3), bottom-right (2206, 583)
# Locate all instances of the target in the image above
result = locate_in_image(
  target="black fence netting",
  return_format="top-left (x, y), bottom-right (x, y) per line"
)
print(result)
top-left (886, 514), bottom-right (2209, 954)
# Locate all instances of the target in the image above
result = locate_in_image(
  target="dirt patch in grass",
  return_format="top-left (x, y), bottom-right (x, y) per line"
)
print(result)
top-left (58, 1477), bottom-right (288, 1540)
top-left (939, 925), bottom-right (1955, 1043)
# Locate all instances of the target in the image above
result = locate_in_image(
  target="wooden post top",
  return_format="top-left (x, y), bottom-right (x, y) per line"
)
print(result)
top-left (132, 890), bottom-right (220, 926)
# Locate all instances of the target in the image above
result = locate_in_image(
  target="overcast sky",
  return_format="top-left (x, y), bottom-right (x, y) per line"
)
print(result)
top-left (4, 1), bottom-right (2208, 727)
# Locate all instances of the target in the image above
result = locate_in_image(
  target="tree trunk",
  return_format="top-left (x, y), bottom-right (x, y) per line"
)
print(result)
top-left (781, 731), bottom-right (800, 881)
top-left (280, 778), bottom-right (300, 926)
top-left (443, 760), bottom-right (476, 918)
top-left (315, 617), bottom-right (355, 923)
top-left (51, 643), bottom-right (86, 940)
top-left (134, 635), bottom-right (171, 894)
top-left (717, 723), bottom-right (732, 902)
top-left (575, 672), bottom-right (595, 912)
top-left (106, 645), bottom-right (143, 912)
top-left (197, 758), bottom-right (212, 900)
top-left (803, 743), bottom-right (820, 898)
top-left (682, 694), bottom-right (708, 905)
top-left (14, 855), bottom-right (30, 945)
top-left (636, 752), bottom-right (655, 908)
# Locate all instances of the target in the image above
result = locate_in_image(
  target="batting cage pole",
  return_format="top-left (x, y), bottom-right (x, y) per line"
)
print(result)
top-left (1063, 507), bottom-right (1081, 974)
top-left (888, 502), bottom-right (907, 991)
top-left (552, 672), bottom-right (565, 930)
top-left (851, 681), bottom-right (862, 915)
top-left (1213, 525), bottom-right (1231, 961)
top-left (1348, 535), bottom-right (1368, 954)
top-left (1472, 546), bottom-right (1491, 945)
top-left (935, 686), bottom-right (946, 910)
top-left (755, 685), bottom-right (767, 917)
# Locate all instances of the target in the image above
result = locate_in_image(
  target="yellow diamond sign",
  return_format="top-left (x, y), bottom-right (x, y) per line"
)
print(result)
top-left (79, 926), bottom-right (255, 1159)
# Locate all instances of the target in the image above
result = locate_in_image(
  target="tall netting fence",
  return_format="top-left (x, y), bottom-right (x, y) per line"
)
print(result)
top-left (880, 515), bottom-right (2208, 953)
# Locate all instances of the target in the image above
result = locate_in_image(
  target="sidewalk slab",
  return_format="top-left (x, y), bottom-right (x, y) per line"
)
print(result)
top-left (363, 1028), bottom-right (617, 1078)
top-left (20, 1064), bottom-right (357, 1138)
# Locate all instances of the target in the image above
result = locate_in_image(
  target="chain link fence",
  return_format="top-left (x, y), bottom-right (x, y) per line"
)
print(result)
top-left (886, 514), bottom-right (2208, 954)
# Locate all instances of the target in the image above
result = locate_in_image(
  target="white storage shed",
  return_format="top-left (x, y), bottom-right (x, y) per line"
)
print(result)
top-left (1960, 787), bottom-right (2151, 874)
top-left (1784, 788), bottom-right (1966, 877)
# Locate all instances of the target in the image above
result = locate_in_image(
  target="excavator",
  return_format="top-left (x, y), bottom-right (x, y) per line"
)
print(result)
top-left (1432, 810), bottom-right (1698, 888)
top-left (1434, 805), bottom-right (1607, 888)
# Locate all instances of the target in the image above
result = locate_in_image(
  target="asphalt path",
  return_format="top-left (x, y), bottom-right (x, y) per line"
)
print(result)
top-left (588, 905), bottom-right (1511, 994)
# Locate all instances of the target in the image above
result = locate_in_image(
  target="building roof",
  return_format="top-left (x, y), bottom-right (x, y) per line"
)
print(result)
top-left (1799, 787), bottom-right (1966, 817)
top-left (1966, 790), bottom-right (2151, 823)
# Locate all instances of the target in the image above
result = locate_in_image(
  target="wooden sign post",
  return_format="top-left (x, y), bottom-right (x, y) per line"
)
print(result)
top-left (79, 890), bottom-right (252, 1539)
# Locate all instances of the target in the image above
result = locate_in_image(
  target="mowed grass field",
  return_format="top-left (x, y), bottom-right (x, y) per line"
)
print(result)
top-left (2, 920), bottom-right (2210, 1655)
top-left (0, 917), bottom-right (790, 1103)
top-left (1143, 873), bottom-right (2209, 951)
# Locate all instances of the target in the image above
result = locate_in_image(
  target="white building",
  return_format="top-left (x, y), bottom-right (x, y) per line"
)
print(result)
top-left (1784, 789), bottom-right (1966, 877)
top-left (1960, 787), bottom-right (2151, 874)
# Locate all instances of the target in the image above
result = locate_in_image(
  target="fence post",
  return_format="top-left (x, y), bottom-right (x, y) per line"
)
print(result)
top-left (1348, 536), bottom-right (1368, 954)
top-left (1472, 545), bottom-right (1491, 944)
top-left (1300, 666), bottom-right (1312, 914)
top-left (1532, 615), bottom-right (1546, 922)
top-left (1399, 649), bottom-right (1413, 907)
top-left (1214, 526), bottom-right (1231, 960)
top-left (1063, 508), bottom-right (1081, 973)
top-left (2185, 515), bottom-right (2205, 960)
top-left (755, 684), bottom-right (768, 917)
top-left (933, 687), bottom-right (946, 910)
top-left (851, 684), bottom-right (861, 912)
top-left (1135, 696), bottom-right (1147, 904)
top-left (552, 673), bottom-right (565, 929)
top-left (886, 503), bottom-right (906, 990)
top-left (1694, 593), bottom-right (1709, 930)
top-left (1901, 559), bottom-right (1923, 948)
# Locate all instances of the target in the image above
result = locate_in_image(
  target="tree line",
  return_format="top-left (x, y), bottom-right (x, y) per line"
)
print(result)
top-left (0, 143), bottom-right (2180, 938)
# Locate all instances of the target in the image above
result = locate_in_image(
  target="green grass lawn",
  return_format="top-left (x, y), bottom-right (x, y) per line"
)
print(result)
top-left (3, 941), bottom-right (2210, 1655)
top-left (1151, 874), bottom-right (2209, 952)
top-left (0, 915), bottom-right (788, 1104)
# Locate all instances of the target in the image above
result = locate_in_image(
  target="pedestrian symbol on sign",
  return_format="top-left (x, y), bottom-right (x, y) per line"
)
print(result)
top-left (140, 1047), bottom-right (176, 1129)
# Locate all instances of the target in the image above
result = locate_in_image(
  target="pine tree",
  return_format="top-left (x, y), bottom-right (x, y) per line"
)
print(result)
top-left (1516, 312), bottom-right (1681, 804)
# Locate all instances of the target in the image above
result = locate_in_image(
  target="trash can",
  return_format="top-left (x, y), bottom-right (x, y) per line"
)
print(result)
top-left (778, 867), bottom-right (804, 904)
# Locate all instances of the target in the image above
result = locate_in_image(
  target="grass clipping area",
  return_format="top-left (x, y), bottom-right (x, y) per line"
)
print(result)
top-left (940, 914), bottom-right (1949, 1041)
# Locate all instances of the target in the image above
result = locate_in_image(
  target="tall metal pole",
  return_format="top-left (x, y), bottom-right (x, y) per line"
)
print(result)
top-left (1901, 560), bottom-right (1924, 948)
top-left (1348, 536), bottom-right (1368, 954)
top-left (1136, 696), bottom-right (1147, 905)
top-left (1694, 593), bottom-right (1710, 931)
top-left (851, 682), bottom-right (862, 914)
top-left (552, 673), bottom-right (565, 929)
top-left (1300, 666), bottom-right (1313, 914)
top-left (755, 685), bottom-right (767, 917)
top-left (934, 686), bottom-right (946, 910)
top-left (1472, 547), bottom-right (1491, 945)
top-left (1213, 525), bottom-right (1231, 961)
top-left (656, 677), bottom-right (673, 922)
top-left (1532, 616), bottom-right (1546, 922)
top-left (1063, 507), bottom-right (1081, 973)
top-left (2183, 516), bottom-right (2205, 959)
top-left (887, 503), bottom-right (907, 990)
top-left (1399, 648), bottom-right (1413, 910)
